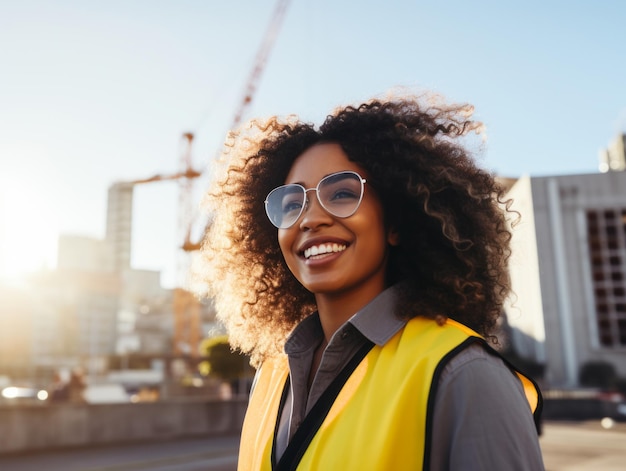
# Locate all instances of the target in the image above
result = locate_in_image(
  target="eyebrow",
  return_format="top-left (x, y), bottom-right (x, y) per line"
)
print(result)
top-left (285, 170), bottom-right (352, 187)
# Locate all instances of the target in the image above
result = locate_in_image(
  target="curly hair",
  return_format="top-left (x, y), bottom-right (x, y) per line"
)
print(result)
top-left (198, 94), bottom-right (514, 366)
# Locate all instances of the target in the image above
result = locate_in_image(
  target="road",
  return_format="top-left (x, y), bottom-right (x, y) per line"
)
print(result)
top-left (0, 434), bottom-right (240, 471)
top-left (0, 421), bottom-right (624, 470)
top-left (541, 420), bottom-right (626, 471)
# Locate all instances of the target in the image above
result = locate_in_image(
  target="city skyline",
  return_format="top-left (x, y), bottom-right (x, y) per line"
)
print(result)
top-left (1, 0), bottom-right (625, 286)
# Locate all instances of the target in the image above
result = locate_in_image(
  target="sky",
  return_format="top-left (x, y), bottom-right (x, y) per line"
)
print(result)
top-left (1, 0), bottom-right (625, 287)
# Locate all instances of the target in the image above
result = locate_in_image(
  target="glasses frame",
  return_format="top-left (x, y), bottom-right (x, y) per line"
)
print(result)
top-left (264, 170), bottom-right (367, 229)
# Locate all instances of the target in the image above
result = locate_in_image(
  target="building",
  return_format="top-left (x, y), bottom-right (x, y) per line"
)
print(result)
top-left (505, 170), bottom-right (626, 388)
top-left (132, 290), bottom-right (218, 357)
top-left (13, 229), bottom-right (214, 376)
top-left (57, 235), bottom-right (114, 273)
top-left (1, 174), bottom-right (218, 385)
top-left (27, 267), bottom-right (121, 374)
top-left (599, 133), bottom-right (626, 173)
top-left (106, 182), bottom-right (134, 271)
top-left (0, 285), bottom-right (35, 379)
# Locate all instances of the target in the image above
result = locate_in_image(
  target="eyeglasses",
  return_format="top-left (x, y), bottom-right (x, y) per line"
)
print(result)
top-left (264, 171), bottom-right (367, 229)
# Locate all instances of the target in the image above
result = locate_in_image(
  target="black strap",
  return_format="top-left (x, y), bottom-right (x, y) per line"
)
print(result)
top-left (273, 340), bottom-right (375, 471)
top-left (270, 375), bottom-right (291, 467)
top-left (424, 337), bottom-right (482, 471)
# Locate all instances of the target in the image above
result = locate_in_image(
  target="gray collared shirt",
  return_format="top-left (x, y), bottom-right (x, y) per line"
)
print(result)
top-left (271, 285), bottom-right (545, 470)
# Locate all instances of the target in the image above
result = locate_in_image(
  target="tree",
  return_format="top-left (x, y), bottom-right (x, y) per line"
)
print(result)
top-left (198, 335), bottom-right (250, 383)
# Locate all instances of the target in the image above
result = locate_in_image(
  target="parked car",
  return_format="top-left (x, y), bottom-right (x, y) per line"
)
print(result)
top-left (1, 386), bottom-right (48, 404)
top-left (83, 383), bottom-right (130, 404)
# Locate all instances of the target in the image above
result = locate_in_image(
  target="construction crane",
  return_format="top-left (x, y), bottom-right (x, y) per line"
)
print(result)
top-left (159, 0), bottom-right (293, 257)
top-left (173, 0), bottom-right (291, 357)
top-left (125, 133), bottom-right (201, 259)
top-left (126, 0), bottom-right (292, 358)
top-left (229, 0), bottom-right (291, 132)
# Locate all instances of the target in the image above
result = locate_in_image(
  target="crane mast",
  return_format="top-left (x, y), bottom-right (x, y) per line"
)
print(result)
top-left (121, 0), bottom-right (292, 361)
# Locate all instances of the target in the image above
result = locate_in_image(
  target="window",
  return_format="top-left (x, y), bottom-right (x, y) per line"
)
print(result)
top-left (587, 208), bottom-right (626, 347)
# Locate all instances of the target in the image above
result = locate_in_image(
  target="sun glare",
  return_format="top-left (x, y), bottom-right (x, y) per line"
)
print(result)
top-left (0, 176), bottom-right (58, 281)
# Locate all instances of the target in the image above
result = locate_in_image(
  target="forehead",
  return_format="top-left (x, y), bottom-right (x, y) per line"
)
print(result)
top-left (284, 143), bottom-right (365, 185)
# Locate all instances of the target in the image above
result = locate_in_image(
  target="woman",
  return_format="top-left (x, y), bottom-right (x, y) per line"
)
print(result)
top-left (199, 94), bottom-right (544, 470)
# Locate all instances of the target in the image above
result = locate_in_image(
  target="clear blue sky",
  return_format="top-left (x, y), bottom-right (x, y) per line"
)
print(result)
top-left (1, 0), bottom-right (625, 286)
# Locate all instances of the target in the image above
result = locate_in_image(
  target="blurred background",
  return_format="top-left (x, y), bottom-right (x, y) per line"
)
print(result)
top-left (1, 0), bottom-right (626, 468)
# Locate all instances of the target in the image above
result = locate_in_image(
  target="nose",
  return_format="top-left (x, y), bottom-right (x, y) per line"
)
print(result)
top-left (298, 189), bottom-right (332, 230)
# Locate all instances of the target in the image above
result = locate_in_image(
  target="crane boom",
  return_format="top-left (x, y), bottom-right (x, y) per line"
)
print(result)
top-left (111, 1), bottom-right (293, 363)
top-left (127, 168), bottom-right (202, 186)
top-left (230, 0), bottom-right (291, 130)
top-left (180, 0), bottom-right (292, 254)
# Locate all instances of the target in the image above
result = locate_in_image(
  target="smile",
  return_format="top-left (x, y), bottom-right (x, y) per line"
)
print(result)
top-left (303, 243), bottom-right (347, 259)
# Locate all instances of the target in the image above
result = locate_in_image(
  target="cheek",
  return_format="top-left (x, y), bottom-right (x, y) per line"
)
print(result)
top-left (277, 230), bottom-right (302, 281)
top-left (277, 230), bottom-right (295, 262)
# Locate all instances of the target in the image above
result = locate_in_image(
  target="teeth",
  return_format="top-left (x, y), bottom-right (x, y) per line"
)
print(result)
top-left (304, 243), bottom-right (346, 259)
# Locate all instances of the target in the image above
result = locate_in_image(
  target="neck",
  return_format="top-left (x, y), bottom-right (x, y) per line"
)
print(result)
top-left (314, 282), bottom-right (386, 342)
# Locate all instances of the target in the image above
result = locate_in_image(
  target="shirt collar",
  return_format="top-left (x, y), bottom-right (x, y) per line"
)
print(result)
top-left (348, 283), bottom-right (407, 346)
top-left (284, 283), bottom-right (408, 354)
top-left (284, 312), bottom-right (324, 355)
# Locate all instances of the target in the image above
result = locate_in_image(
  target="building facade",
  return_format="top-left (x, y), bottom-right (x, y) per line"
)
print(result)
top-left (505, 171), bottom-right (626, 388)
top-left (106, 182), bottom-right (133, 271)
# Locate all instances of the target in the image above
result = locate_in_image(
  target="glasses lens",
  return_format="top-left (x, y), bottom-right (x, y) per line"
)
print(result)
top-left (318, 172), bottom-right (363, 218)
top-left (264, 172), bottom-right (365, 229)
top-left (265, 185), bottom-right (305, 228)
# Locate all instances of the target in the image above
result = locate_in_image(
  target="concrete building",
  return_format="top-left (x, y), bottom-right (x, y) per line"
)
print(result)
top-left (0, 267), bottom-right (121, 380)
top-left (116, 268), bottom-right (168, 353)
top-left (132, 290), bottom-right (218, 357)
top-left (505, 170), bottom-right (626, 388)
top-left (57, 235), bottom-right (115, 273)
top-left (106, 182), bottom-right (133, 271)
top-left (4, 233), bottom-right (167, 377)
top-left (29, 269), bottom-right (121, 372)
top-left (0, 285), bottom-right (35, 379)
top-left (1, 177), bottom-right (218, 385)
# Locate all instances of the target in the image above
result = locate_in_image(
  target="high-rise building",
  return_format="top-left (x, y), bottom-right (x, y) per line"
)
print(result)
top-left (27, 268), bottom-right (121, 372)
top-left (1, 177), bottom-right (215, 380)
top-left (505, 170), bottom-right (626, 388)
top-left (106, 182), bottom-right (134, 271)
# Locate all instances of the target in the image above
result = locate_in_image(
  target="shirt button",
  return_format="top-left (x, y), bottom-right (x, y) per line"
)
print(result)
top-left (341, 331), bottom-right (350, 340)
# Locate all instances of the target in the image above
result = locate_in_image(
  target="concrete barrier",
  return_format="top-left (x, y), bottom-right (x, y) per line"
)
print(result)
top-left (0, 398), bottom-right (248, 454)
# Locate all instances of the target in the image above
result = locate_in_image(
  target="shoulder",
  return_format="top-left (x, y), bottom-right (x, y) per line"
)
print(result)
top-left (436, 342), bottom-right (527, 401)
top-left (429, 343), bottom-right (544, 470)
top-left (440, 341), bottom-right (514, 377)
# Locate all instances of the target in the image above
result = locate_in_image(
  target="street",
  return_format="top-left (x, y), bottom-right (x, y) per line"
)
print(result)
top-left (541, 420), bottom-right (626, 471)
top-left (0, 434), bottom-right (240, 471)
top-left (0, 421), bottom-right (624, 470)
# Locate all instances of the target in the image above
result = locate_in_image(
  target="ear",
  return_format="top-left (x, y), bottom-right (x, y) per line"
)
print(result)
top-left (387, 226), bottom-right (400, 246)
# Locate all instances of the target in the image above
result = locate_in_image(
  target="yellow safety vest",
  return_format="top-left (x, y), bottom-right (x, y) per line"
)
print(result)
top-left (238, 317), bottom-right (540, 471)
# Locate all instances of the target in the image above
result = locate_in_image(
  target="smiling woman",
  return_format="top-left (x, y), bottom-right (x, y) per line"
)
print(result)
top-left (198, 94), bottom-right (545, 470)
